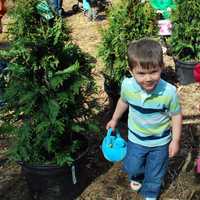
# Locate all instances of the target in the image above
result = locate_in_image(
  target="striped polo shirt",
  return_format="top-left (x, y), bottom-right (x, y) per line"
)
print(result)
top-left (121, 77), bottom-right (181, 147)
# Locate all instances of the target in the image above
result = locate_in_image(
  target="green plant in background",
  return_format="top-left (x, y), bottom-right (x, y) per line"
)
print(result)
top-left (0, 0), bottom-right (98, 166)
top-left (170, 0), bottom-right (200, 61)
top-left (98, 0), bottom-right (158, 90)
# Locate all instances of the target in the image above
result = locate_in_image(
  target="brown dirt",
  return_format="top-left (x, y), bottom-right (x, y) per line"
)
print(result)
top-left (1, 0), bottom-right (200, 200)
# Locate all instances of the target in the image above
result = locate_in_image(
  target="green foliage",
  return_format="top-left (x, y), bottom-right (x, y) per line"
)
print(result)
top-left (0, 0), bottom-right (98, 166)
top-left (170, 0), bottom-right (200, 61)
top-left (98, 0), bottom-right (158, 88)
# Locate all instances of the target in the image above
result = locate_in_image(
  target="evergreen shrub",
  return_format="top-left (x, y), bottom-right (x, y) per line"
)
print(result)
top-left (0, 0), bottom-right (98, 166)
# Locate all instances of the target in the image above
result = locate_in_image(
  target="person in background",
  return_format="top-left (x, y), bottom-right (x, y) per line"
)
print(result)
top-left (87, 0), bottom-right (97, 21)
top-left (106, 38), bottom-right (182, 200)
top-left (48, 0), bottom-right (63, 16)
top-left (0, 0), bottom-right (6, 33)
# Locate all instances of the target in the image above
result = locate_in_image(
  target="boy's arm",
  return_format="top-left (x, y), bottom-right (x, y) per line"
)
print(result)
top-left (106, 97), bottom-right (128, 130)
top-left (169, 113), bottom-right (182, 158)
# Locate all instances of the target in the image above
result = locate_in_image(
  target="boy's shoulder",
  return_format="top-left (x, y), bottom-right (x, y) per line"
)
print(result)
top-left (122, 77), bottom-right (133, 83)
top-left (159, 79), bottom-right (177, 95)
top-left (152, 80), bottom-right (178, 104)
top-left (121, 77), bottom-right (141, 92)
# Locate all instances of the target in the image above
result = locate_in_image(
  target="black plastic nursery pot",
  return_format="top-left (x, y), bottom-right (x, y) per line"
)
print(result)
top-left (174, 58), bottom-right (198, 85)
top-left (18, 134), bottom-right (89, 200)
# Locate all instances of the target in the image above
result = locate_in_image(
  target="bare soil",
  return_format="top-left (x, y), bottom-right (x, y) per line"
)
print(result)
top-left (1, 0), bottom-right (200, 200)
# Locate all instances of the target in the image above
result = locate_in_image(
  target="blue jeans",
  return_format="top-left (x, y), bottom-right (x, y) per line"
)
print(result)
top-left (123, 141), bottom-right (169, 198)
top-left (49, 0), bottom-right (63, 15)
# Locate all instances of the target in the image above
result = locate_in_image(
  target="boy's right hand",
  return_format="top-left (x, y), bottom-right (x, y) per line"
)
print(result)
top-left (106, 119), bottom-right (118, 131)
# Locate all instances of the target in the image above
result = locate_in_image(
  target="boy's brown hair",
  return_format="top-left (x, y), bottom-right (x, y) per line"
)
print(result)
top-left (127, 38), bottom-right (164, 70)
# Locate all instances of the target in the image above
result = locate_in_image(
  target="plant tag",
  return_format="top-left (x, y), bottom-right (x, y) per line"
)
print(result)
top-left (158, 20), bottom-right (172, 36)
top-left (71, 165), bottom-right (77, 184)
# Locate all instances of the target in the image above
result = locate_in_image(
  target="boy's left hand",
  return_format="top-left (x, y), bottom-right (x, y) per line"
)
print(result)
top-left (168, 140), bottom-right (180, 158)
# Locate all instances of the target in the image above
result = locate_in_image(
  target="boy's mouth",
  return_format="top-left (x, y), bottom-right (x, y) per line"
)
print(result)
top-left (143, 82), bottom-right (157, 90)
top-left (144, 82), bottom-right (155, 87)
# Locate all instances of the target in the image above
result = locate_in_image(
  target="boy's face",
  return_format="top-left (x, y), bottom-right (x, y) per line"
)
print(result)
top-left (130, 65), bottom-right (162, 92)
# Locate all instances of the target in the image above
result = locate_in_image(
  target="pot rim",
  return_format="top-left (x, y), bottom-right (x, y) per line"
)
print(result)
top-left (173, 56), bottom-right (199, 65)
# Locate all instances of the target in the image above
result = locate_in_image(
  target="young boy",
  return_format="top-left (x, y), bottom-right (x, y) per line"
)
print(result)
top-left (106, 38), bottom-right (182, 200)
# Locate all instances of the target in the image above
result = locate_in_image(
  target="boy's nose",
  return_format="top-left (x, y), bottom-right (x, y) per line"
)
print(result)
top-left (144, 74), bottom-right (152, 81)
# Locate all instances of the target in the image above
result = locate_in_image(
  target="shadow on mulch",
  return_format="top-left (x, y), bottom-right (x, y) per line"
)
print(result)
top-left (62, 6), bottom-right (109, 22)
top-left (95, 14), bottom-right (107, 21)
top-left (62, 10), bottom-right (76, 18)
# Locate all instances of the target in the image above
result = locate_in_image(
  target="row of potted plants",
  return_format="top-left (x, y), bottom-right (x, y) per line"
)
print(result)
top-left (99, 0), bottom-right (200, 101)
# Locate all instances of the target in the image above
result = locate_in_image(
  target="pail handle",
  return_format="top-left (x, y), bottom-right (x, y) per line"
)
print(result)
top-left (107, 128), bottom-right (121, 138)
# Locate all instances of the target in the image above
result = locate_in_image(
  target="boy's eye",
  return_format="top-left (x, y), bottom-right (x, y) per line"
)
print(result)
top-left (148, 70), bottom-right (160, 74)
top-left (137, 72), bottom-right (145, 75)
top-left (137, 71), bottom-right (157, 75)
top-left (151, 70), bottom-right (158, 74)
top-left (133, 68), bottom-right (160, 75)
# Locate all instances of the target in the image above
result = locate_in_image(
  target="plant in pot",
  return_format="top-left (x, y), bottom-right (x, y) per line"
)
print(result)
top-left (98, 0), bottom-right (158, 120)
top-left (170, 0), bottom-right (200, 85)
top-left (0, 0), bottom-right (98, 199)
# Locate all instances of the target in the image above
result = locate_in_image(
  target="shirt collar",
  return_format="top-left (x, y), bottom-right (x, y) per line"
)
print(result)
top-left (130, 77), bottom-right (165, 96)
